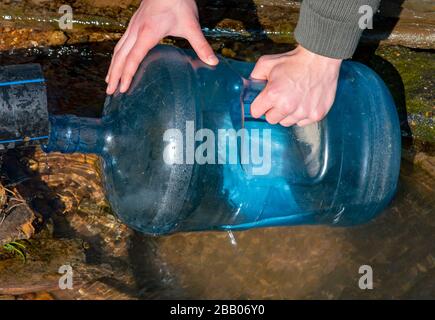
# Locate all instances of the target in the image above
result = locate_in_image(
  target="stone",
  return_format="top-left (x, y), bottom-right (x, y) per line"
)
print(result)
top-left (0, 190), bottom-right (37, 246)
top-left (48, 31), bottom-right (67, 46)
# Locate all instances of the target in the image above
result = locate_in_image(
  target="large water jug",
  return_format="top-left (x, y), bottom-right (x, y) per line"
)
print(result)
top-left (1, 45), bottom-right (401, 235)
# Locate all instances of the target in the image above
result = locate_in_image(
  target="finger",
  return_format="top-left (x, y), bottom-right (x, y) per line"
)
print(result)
top-left (279, 115), bottom-right (301, 127)
top-left (296, 119), bottom-right (316, 127)
top-left (120, 33), bottom-right (159, 93)
top-left (186, 26), bottom-right (218, 65)
top-left (106, 32), bottom-right (138, 94)
top-left (105, 9), bottom-right (141, 84)
top-left (264, 108), bottom-right (286, 124)
top-left (250, 86), bottom-right (274, 118)
top-left (250, 55), bottom-right (274, 80)
top-left (106, 31), bottom-right (130, 83)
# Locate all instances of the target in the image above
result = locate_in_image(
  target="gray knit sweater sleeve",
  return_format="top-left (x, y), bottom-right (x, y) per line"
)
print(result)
top-left (294, 0), bottom-right (381, 59)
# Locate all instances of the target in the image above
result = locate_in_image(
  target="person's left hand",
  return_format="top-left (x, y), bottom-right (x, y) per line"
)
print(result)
top-left (250, 45), bottom-right (342, 127)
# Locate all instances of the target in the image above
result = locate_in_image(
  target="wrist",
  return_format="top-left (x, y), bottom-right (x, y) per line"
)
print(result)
top-left (295, 45), bottom-right (342, 68)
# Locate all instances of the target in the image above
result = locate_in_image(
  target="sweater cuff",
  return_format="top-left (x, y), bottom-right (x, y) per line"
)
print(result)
top-left (294, 1), bottom-right (366, 59)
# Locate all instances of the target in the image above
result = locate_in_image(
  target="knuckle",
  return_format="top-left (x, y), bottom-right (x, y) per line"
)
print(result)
top-left (310, 109), bottom-right (325, 122)
top-left (281, 103), bottom-right (294, 115)
top-left (140, 21), bottom-right (153, 33)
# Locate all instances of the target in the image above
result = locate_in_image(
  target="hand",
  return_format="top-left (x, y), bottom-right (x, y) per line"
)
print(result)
top-left (250, 46), bottom-right (342, 127)
top-left (106, 0), bottom-right (218, 95)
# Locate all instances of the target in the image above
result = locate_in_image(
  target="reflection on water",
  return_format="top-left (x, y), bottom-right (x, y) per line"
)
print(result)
top-left (1, 42), bottom-right (434, 299)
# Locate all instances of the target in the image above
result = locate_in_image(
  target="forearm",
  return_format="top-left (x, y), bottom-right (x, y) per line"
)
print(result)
top-left (294, 0), bottom-right (381, 59)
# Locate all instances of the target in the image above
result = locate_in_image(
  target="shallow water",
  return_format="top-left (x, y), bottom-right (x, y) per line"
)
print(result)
top-left (16, 150), bottom-right (434, 299)
top-left (1, 41), bottom-right (434, 299)
top-left (148, 160), bottom-right (434, 299)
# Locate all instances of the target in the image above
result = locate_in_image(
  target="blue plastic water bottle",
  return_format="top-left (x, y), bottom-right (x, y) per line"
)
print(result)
top-left (40, 44), bottom-right (401, 235)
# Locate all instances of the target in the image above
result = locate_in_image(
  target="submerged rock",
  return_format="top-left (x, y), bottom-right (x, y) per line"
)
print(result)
top-left (0, 185), bottom-right (37, 247)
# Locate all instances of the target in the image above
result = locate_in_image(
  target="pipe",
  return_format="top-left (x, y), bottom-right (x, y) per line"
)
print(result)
top-left (0, 64), bottom-right (49, 151)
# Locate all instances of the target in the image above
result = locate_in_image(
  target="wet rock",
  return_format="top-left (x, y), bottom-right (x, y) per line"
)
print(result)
top-left (48, 31), bottom-right (67, 46)
top-left (1, 0), bottom-right (434, 49)
top-left (0, 187), bottom-right (37, 246)
top-left (215, 19), bottom-right (247, 35)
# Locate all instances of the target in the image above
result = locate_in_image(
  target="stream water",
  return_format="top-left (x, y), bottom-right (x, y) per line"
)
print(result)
top-left (0, 38), bottom-right (434, 299)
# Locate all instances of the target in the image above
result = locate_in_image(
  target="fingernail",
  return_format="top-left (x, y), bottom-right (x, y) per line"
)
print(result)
top-left (208, 55), bottom-right (219, 65)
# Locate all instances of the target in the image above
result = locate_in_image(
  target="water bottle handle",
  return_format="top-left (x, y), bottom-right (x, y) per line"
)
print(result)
top-left (242, 78), bottom-right (267, 121)
top-left (241, 78), bottom-right (329, 185)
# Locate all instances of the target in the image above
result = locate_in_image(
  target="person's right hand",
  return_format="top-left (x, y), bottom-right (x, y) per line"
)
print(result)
top-left (106, 0), bottom-right (218, 95)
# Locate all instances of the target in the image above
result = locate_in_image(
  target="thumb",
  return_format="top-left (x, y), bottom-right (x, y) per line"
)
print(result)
top-left (250, 56), bottom-right (274, 80)
top-left (187, 26), bottom-right (218, 66)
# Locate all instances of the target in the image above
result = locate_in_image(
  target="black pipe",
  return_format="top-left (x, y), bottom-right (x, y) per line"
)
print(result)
top-left (0, 64), bottom-right (49, 151)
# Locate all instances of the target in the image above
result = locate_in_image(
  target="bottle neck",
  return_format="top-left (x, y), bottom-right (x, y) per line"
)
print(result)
top-left (42, 115), bottom-right (105, 155)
